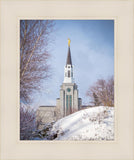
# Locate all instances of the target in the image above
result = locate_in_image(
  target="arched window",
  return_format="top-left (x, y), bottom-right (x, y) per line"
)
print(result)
top-left (65, 72), bottom-right (67, 77)
top-left (66, 95), bottom-right (72, 115)
top-left (68, 71), bottom-right (70, 77)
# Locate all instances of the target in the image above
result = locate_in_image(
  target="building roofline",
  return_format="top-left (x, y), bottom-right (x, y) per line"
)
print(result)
top-left (39, 106), bottom-right (56, 108)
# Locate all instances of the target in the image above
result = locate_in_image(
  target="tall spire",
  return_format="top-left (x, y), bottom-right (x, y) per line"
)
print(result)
top-left (66, 38), bottom-right (72, 66)
top-left (64, 38), bottom-right (74, 83)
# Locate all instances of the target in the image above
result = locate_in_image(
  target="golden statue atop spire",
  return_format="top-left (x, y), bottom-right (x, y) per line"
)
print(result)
top-left (68, 38), bottom-right (71, 47)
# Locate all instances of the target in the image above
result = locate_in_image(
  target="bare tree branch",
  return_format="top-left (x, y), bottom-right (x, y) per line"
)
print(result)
top-left (86, 76), bottom-right (114, 106)
top-left (20, 20), bottom-right (54, 103)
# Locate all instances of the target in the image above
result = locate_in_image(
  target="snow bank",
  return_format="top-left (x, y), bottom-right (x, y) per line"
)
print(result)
top-left (50, 106), bottom-right (114, 140)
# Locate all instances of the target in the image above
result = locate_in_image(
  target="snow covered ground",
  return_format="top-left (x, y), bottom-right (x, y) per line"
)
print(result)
top-left (50, 106), bottom-right (114, 140)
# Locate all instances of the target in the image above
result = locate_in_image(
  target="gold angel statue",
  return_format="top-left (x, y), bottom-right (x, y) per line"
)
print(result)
top-left (68, 38), bottom-right (71, 46)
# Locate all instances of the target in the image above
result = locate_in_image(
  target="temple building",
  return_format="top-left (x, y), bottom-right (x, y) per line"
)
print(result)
top-left (56, 39), bottom-right (82, 117)
top-left (36, 39), bottom-right (82, 129)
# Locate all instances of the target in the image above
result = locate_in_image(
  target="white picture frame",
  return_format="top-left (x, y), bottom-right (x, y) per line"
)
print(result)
top-left (0, 0), bottom-right (134, 160)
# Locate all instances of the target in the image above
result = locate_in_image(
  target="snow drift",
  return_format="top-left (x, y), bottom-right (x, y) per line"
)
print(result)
top-left (50, 106), bottom-right (114, 140)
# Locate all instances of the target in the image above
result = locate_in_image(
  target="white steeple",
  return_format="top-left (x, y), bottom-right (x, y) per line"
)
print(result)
top-left (63, 39), bottom-right (74, 83)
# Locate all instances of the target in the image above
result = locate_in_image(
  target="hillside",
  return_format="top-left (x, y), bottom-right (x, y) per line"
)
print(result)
top-left (50, 106), bottom-right (114, 140)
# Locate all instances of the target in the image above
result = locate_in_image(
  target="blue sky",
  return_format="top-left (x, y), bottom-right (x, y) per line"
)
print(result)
top-left (33, 20), bottom-right (114, 107)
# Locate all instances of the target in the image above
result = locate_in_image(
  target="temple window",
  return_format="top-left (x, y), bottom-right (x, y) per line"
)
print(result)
top-left (68, 71), bottom-right (70, 77)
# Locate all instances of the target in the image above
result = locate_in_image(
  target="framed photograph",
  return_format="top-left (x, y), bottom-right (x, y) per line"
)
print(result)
top-left (20, 19), bottom-right (114, 141)
top-left (0, 0), bottom-right (134, 160)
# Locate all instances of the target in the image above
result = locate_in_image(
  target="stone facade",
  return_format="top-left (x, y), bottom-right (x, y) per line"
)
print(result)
top-left (36, 106), bottom-right (56, 129)
top-left (36, 105), bottom-right (62, 130)
top-left (57, 83), bottom-right (82, 117)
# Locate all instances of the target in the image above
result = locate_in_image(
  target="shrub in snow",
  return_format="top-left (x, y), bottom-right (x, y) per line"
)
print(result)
top-left (20, 103), bottom-right (36, 140)
top-left (32, 122), bottom-right (56, 140)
